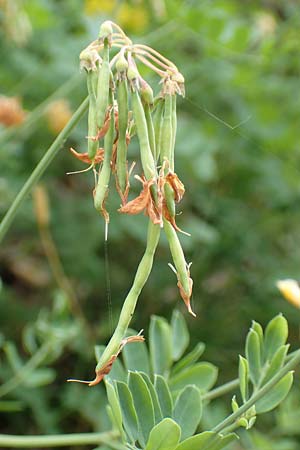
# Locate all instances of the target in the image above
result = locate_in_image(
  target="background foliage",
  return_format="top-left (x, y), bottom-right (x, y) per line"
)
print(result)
top-left (1, 0), bottom-right (300, 448)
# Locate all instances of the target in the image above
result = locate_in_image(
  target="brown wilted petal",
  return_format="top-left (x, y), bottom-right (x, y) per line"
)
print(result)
top-left (118, 175), bottom-right (153, 215)
top-left (178, 276), bottom-right (195, 317)
top-left (163, 201), bottom-right (190, 236)
top-left (69, 147), bottom-right (104, 164)
top-left (165, 172), bottom-right (185, 202)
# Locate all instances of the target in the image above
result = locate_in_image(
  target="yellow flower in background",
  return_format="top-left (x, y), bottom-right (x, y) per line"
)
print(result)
top-left (46, 99), bottom-right (72, 134)
top-left (116, 3), bottom-right (149, 33)
top-left (84, 0), bottom-right (149, 33)
top-left (276, 279), bottom-right (300, 309)
top-left (85, 0), bottom-right (115, 15)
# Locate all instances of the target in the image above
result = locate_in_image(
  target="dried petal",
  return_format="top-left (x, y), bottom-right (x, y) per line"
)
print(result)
top-left (165, 172), bottom-right (185, 202)
top-left (178, 276), bottom-right (195, 317)
top-left (69, 147), bottom-right (104, 164)
top-left (118, 175), bottom-right (153, 215)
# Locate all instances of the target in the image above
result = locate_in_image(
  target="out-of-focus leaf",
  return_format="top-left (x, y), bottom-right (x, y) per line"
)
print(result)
top-left (122, 328), bottom-right (150, 375)
top-left (149, 316), bottom-right (172, 376)
top-left (172, 343), bottom-right (205, 376)
top-left (171, 310), bottom-right (189, 362)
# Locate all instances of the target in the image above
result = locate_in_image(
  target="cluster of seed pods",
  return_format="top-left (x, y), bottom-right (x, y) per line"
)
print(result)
top-left (69, 21), bottom-right (195, 385)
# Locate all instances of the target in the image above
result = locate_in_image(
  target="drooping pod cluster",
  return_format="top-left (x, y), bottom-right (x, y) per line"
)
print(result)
top-left (68, 21), bottom-right (194, 385)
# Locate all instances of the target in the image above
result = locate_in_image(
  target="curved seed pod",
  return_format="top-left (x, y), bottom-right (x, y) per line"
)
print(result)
top-left (94, 91), bottom-right (115, 221)
top-left (152, 98), bottom-right (164, 162)
top-left (96, 40), bottom-right (110, 129)
top-left (163, 219), bottom-right (195, 316)
top-left (131, 87), bottom-right (157, 181)
top-left (116, 70), bottom-right (129, 196)
top-left (95, 221), bottom-right (161, 376)
top-left (160, 93), bottom-right (173, 170)
top-left (87, 70), bottom-right (99, 161)
top-left (171, 94), bottom-right (177, 171)
top-left (143, 103), bottom-right (156, 161)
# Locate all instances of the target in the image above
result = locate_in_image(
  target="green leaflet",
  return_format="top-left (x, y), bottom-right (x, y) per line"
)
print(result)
top-left (128, 371), bottom-right (155, 445)
top-left (122, 329), bottom-right (150, 375)
top-left (149, 316), bottom-right (173, 376)
top-left (169, 362), bottom-right (218, 393)
top-left (105, 380), bottom-right (123, 438)
top-left (264, 314), bottom-right (288, 362)
top-left (140, 372), bottom-right (163, 423)
top-left (173, 385), bottom-right (202, 440)
top-left (145, 418), bottom-right (181, 450)
top-left (238, 355), bottom-right (249, 402)
top-left (154, 374), bottom-right (173, 417)
top-left (261, 344), bottom-right (289, 385)
top-left (116, 381), bottom-right (139, 444)
top-left (245, 329), bottom-right (261, 386)
top-left (172, 343), bottom-right (205, 376)
top-left (174, 431), bottom-right (237, 450)
top-left (255, 371), bottom-right (293, 414)
top-left (171, 310), bottom-right (190, 362)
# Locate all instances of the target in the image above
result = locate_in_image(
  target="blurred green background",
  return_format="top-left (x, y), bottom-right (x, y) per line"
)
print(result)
top-left (1, 0), bottom-right (300, 447)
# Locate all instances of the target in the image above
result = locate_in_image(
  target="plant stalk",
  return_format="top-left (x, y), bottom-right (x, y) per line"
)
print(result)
top-left (0, 431), bottom-right (123, 449)
top-left (0, 96), bottom-right (89, 243)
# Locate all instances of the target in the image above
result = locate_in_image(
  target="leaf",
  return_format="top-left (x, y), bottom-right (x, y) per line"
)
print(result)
top-left (238, 355), bottom-right (249, 402)
top-left (145, 418), bottom-right (181, 450)
top-left (175, 431), bottom-right (237, 450)
top-left (149, 316), bottom-right (173, 376)
top-left (251, 321), bottom-right (264, 348)
top-left (255, 371), bottom-right (293, 414)
top-left (169, 363), bottom-right (218, 393)
top-left (171, 310), bottom-right (190, 361)
top-left (245, 329), bottom-right (261, 386)
top-left (154, 374), bottom-right (173, 417)
top-left (173, 385), bottom-right (202, 440)
top-left (105, 379), bottom-right (123, 437)
top-left (122, 328), bottom-right (150, 375)
top-left (172, 343), bottom-right (205, 376)
top-left (264, 314), bottom-right (288, 362)
top-left (140, 372), bottom-right (163, 423)
top-left (128, 371), bottom-right (155, 445)
top-left (261, 344), bottom-right (289, 385)
top-left (116, 381), bottom-right (139, 443)
top-left (25, 368), bottom-right (56, 387)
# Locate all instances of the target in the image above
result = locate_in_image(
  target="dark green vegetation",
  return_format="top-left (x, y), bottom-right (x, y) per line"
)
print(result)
top-left (1, 1), bottom-right (300, 449)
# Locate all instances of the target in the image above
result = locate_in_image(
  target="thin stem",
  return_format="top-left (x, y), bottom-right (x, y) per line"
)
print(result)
top-left (135, 48), bottom-right (176, 72)
top-left (134, 44), bottom-right (177, 69)
top-left (212, 349), bottom-right (300, 434)
top-left (96, 221), bottom-right (160, 371)
top-left (0, 431), bottom-right (124, 449)
top-left (135, 54), bottom-right (166, 77)
top-left (0, 341), bottom-right (53, 399)
top-left (203, 378), bottom-right (239, 401)
top-left (0, 96), bottom-right (89, 243)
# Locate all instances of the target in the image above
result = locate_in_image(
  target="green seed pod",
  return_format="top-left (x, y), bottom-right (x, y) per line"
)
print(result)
top-left (96, 221), bottom-right (160, 372)
top-left (94, 91), bottom-right (115, 219)
top-left (152, 98), bottom-right (164, 162)
top-left (160, 94), bottom-right (173, 170)
top-left (140, 78), bottom-right (154, 106)
top-left (96, 41), bottom-right (110, 129)
top-left (116, 75), bottom-right (129, 195)
top-left (171, 94), bottom-right (177, 171)
top-left (164, 182), bottom-right (176, 218)
top-left (116, 53), bottom-right (129, 75)
top-left (87, 70), bottom-right (99, 161)
top-left (131, 89), bottom-right (157, 181)
top-left (163, 219), bottom-right (190, 297)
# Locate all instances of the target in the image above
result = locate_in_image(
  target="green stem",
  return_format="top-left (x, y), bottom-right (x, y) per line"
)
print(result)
top-left (0, 341), bottom-right (53, 399)
top-left (96, 221), bottom-right (160, 371)
top-left (203, 379), bottom-right (239, 402)
top-left (0, 431), bottom-right (123, 449)
top-left (212, 349), bottom-right (300, 434)
top-left (0, 96), bottom-right (89, 244)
